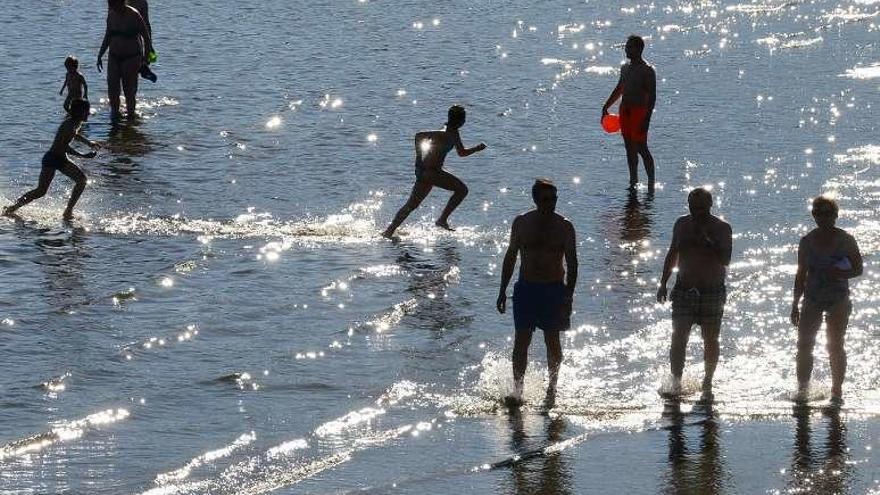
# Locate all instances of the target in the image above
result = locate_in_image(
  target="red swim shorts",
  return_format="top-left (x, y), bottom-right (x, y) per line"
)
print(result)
top-left (620, 105), bottom-right (649, 143)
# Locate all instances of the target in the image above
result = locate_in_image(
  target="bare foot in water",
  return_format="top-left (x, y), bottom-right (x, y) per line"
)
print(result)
top-left (435, 220), bottom-right (455, 231)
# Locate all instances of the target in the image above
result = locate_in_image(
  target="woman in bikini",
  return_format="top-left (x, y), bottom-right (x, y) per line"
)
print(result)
top-left (791, 196), bottom-right (863, 405)
top-left (97, 0), bottom-right (152, 119)
top-left (382, 105), bottom-right (486, 238)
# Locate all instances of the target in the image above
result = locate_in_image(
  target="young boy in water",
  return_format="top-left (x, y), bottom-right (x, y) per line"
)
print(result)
top-left (60, 56), bottom-right (88, 112)
top-left (602, 35), bottom-right (656, 191)
top-left (3, 99), bottom-right (99, 220)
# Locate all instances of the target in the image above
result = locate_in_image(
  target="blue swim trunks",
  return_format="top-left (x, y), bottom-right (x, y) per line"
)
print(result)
top-left (513, 279), bottom-right (571, 332)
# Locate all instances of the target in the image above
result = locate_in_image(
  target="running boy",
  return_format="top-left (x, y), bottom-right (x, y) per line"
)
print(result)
top-left (3, 99), bottom-right (98, 220)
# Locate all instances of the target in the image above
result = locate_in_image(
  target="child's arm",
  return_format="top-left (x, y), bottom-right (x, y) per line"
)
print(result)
top-left (80, 75), bottom-right (88, 99)
top-left (451, 128), bottom-right (487, 157)
top-left (60, 75), bottom-right (69, 96)
top-left (73, 131), bottom-right (99, 149)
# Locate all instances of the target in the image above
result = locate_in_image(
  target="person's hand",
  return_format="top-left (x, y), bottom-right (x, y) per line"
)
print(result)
top-left (601, 106), bottom-right (609, 122)
top-left (790, 304), bottom-right (800, 326)
top-left (562, 294), bottom-right (573, 318)
top-left (475, 143), bottom-right (487, 152)
top-left (84, 150), bottom-right (97, 158)
top-left (656, 285), bottom-right (668, 303)
top-left (96, 55), bottom-right (103, 73)
top-left (89, 140), bottom-right (100, 149)
top-left (496, 291), bottom-right (507, 314)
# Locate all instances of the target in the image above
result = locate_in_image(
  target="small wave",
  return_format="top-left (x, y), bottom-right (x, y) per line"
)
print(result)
top-left (0, 408), bottom-right (129, 462)
top-left (841, 63), bottom-right (880, 80)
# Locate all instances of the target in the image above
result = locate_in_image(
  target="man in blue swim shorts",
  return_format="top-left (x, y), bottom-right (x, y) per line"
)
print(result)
top-left (497, 179), bottom-right (578, 406)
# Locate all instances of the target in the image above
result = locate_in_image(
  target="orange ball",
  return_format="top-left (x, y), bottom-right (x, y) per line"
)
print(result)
top-left (602, 114), bottom-right (620, 133)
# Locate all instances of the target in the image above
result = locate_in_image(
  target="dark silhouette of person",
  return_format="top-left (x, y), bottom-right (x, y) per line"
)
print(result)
top-left (3, 99), bottom-right (99, 220)
top-left (602, 35), bottom-right (656, 191)
top-left (60, 56), bottom-right (88, 113)
top-left (790, 196), bottom-right (862, 404)
top-left (127, 0), bottom-right (158, 82)
top-left (787, 409), bottom-right (851, 493)
top-left (97, 0), bottom-right (153, 120)
top-left (657, 188), bottom-right (732, 401)
top-left (382, 105), bottom-right (486, 237)
top-left (497, 179), bottom-right (578, 406)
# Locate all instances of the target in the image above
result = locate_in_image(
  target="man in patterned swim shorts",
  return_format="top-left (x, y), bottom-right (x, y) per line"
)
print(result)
top-left (656, 188), bottom-right (732, 402)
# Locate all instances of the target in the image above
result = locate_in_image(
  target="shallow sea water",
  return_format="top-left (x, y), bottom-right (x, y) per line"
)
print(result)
top-left (1, 0), bottom-right (880, 493)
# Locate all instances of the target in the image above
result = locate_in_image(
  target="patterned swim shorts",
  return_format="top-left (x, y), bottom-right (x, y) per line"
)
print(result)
top-left (670, 285), bottom-right (727, 329)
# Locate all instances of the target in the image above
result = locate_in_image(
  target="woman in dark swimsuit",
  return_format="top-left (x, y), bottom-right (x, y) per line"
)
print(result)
top-left (791, 196), bottom-right (863, 405)
top-left (97, 0), bottom-right (152, 119)
top-left (382, 105), bottom-right (486, 238)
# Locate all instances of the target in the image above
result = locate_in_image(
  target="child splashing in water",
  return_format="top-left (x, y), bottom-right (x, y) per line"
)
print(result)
top-left (382, 105), bottom-right (486, 238)
top-left (3, 99), bottom-right (99, 220)
top-left (60, 56), bottom-right (88, 113)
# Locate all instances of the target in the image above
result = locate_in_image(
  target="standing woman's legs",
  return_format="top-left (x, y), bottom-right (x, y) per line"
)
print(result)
top-left (383, 180), bottom-right (432, 237)
top-left (430, 170), bottom-right (468, 229)
top-left (107, 55), bottom-right (123, 117)
top-left (120, 56), bottom-right (142, 118)
top-left (796, 301), bottom-right (823, 388)
top-left (825, 300), bottom-right (851, 399)
top-left (57, 160), bottom-right (87, 219)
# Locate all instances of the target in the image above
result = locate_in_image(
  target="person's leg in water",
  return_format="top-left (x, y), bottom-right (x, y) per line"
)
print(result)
top-left (107, 56), bottom-right (123, 119)
top-left (57, 159), bottom-right (87, 220)
top-left (623, 138), bottom-right (639, 190)
top-left (3, 164), bottom-right (56, 216)
top-left (825, 300), bottom-right (851, 401)
top-left (431, 169), bottom-right (468, 230)
top-left (699, 323), bottom-right (720, 401)
top-left (120, 56), bottom-right (141, 119)
top-left (669, 317), bottom-right (692, 395)
top-left (795, 302), bottom-right (823, 401)
top-left (637, 141), bottom-right (655, 191)
top-left (543, 330), bottom-right (562, 404)
top-left (382, 179), bottom-right (432, 238)
top-left (509, 328), bottom-right (534, 404)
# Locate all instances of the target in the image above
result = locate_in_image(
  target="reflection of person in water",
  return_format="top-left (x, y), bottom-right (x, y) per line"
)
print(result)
top-left (621, 189), bottom-right (654, 243)
top-left (395, 243), bottom-right (469, 332)
top-left (787, 410), bottom-right (851, 494)
top-left (507, 411), bottom-right (573, 495)
top-left (664, 406), bottom-right (729, 494)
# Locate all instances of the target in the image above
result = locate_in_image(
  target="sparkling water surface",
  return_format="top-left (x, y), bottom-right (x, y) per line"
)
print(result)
top-left (1, 0), bottom-right (879, 493)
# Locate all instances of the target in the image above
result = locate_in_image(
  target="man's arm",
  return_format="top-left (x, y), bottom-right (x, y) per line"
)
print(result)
top-left (602, 73), bottom-right (624, 116)
top-left (497, 217), bottom-right (521, 313)
top-left (564, 220), bottom-right (578, 296)
top-left (451, 128), bottom-right (486, 157)
top-left (643, 67), bottom-right (656, 131)
top-left (81, 76), bottom-right (88, 100)
top-left (657, 218), bottom-right (682, 302)
top-left (718, 222), bottom-right (733, 266)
